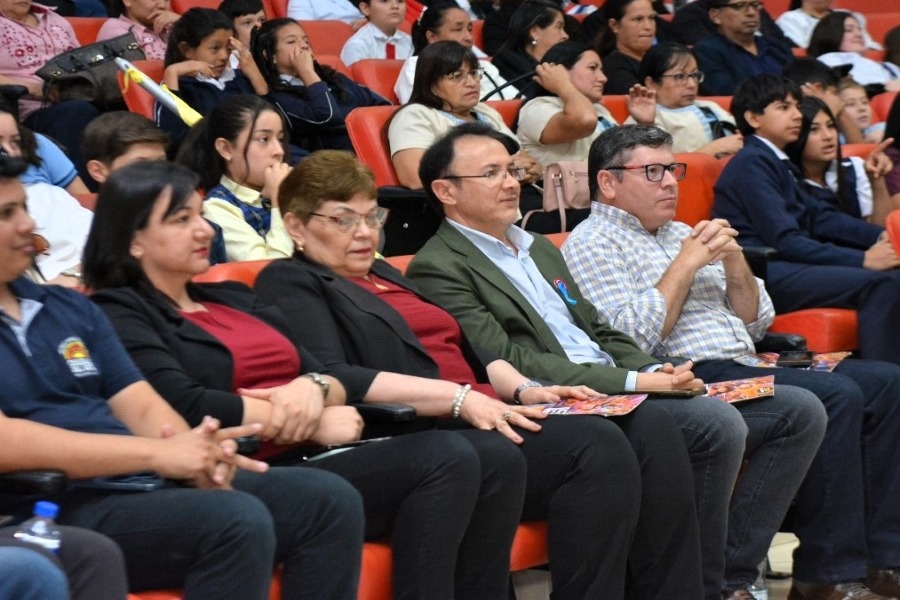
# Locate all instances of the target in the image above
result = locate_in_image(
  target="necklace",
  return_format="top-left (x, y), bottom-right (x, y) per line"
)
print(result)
top-left (362, 274), bottom-right (390, 291)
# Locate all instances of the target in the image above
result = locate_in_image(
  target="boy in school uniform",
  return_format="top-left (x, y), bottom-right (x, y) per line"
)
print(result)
top-left (340, 0), bottom-right (413, 67)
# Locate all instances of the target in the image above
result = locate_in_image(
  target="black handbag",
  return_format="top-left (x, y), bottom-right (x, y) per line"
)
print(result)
top-left (36, 32), bottom-right (145, 109)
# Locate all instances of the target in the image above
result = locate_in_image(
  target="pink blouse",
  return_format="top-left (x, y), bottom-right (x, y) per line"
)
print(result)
top-left (97, 16), bottom-right (168, 61)
top-left (0, 3), bottom-right (78, 119)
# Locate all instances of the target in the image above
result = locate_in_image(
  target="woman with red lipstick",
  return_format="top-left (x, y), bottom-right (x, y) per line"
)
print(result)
top-left (177, 95), bottom-right (293, 262)
top-left (86, 159), bottom-right (534, 600)
top-left (158, 8), bottom-right (270, 148)
top-left (638, 42), bottom-right (743, 157)
top-left (786, 95), bottom-right (898, 226)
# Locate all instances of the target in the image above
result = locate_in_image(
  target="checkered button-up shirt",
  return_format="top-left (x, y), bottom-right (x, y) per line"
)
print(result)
top-left (561, 202), bottom-right (775, 361)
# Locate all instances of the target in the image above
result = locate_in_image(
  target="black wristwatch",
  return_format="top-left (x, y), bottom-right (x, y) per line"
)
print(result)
top-left (303, 372), bottom-right (330, 400)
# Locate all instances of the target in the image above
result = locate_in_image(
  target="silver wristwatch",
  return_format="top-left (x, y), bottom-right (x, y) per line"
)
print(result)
top-left (303, 372), bottom-right (330, 400)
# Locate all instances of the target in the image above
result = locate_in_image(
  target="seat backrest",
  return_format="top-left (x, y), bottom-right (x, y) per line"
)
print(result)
top-left (73, 193), bottom-right (97, 211)
top-left (472, 19), bottom-right (484, 51)
top-left (673, 152), bottom-right (725, 226)
top-left (264, 0), bottom-right (285, 18)
top-left (601, 95), bottom-right (630, 125)
top-left (350, 59), bottom-right (404, 105)
top-left (886, 209), bottom-right (900, 258)
top-left (298, 20), bottom-right (355, 57)
top-left (698, 95), bottom-right (732, 113)
top-left (384, 254), bottom-right (413, 275)
top-left (191, 259), bottom-right (273, 286)
top-left (346, 105), bottom-right (402, 187)
top-left (171, 0), bottom-right (219, 12)
top-left (485, 99), bottom-right (523, 130)
top-left (117, 59), bottom-right (164, 120)
top-left (317, 54), bottom-right (351, 78)
top-left (65, 16), bottom-right (106, 45)
top-left (842, 142), bottom-right (877, 159)
top-left (543, 232), bottom-right (569, 248)
top-left (870, 91), bottom-right (897, 122)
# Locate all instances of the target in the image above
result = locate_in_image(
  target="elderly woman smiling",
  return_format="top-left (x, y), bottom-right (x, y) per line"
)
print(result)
top-left (254, 148), bottom-right (706, 600)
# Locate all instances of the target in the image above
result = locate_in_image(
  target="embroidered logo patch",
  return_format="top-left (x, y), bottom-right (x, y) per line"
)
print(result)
top-left (57, 337), bottom-right (99, 377)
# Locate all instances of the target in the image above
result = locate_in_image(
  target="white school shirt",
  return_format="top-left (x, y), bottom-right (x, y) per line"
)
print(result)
top-left (340, 22), bottom-right (413, 67)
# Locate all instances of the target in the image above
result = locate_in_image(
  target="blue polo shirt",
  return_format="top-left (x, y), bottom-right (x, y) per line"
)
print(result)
top-left (0, 278), bottom-right (142, 435)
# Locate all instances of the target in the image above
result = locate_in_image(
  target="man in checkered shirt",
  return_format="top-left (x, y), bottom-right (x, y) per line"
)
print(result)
top-left (563, 124), bottom-right (900, 600)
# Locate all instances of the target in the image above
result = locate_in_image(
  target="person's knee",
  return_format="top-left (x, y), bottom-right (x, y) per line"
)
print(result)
top-left (209, 491), bottom-right (278, 559)
top-left (292, 468), bottom-right (366, 538)
top-left (690, 399), bottom-right (748, 455)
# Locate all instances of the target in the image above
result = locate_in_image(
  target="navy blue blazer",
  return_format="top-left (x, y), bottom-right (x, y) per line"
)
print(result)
top-left (694, 33), bottom-right (793, 96)
top-left (713, 135), bottom-right (883, 268)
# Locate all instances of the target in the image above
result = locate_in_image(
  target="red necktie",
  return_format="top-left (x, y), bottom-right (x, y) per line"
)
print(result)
top-left (386, 42), bottom-right (396, 59)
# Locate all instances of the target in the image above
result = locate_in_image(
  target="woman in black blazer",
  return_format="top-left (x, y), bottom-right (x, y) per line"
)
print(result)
top-left (84, 160), bottom-right (530, 600)
top-left (254, 149), bottom-right (705, 600)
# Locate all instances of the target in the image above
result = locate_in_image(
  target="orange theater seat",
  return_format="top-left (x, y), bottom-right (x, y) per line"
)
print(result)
top-left (673, 152), bottom-right (858, 353)
top-left (543, 231), bottom-right (569, 248)
top-left (191, 259), bottom-right (273, 285)
top-left (472, 19), bottom-right (484, 51)
top-left (65, 16), bottom-right (106, 45)
top-left (886, 209), bottom-right (900, 258)
top-left (699, 96), bottom-right (732, 112)
top-left (601, 95), bottom-right (629, 125)
top-left (350, 59), bottom-right (404, 105)
top-left (346, 105), bottom-right (402, 187)
top-left (317, 54), bottom-right (351, 78)
top-left (485, 98), bottom-right (523, 129)
top-left (841, 142), bottom-right (877, 160)
top-left (171, 0), bottom-right (218, 12)
top-left (117, 59), bottom-right (165, 120)
top-left (870, 91), bottom-right (897, 122)
top-left (73, 193), bottom-right (97, 211)
top-left (299, 20), bottom-right (355, 56)
top-left (265, 0), bottom-right (285, 18)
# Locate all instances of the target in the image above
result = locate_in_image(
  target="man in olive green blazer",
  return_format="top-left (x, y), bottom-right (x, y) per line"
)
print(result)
top-left (405, 122), bottom-right (780, 600)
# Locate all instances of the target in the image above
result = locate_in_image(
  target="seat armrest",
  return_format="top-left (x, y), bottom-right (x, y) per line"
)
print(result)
top-left (754, 333), bottom-right (808, 353)
top-left (0, 470), bottom-right (67, 495)
top-left (355, 402), bottom-right (417, 423)
top-left (742, 246), bottom-right (777, 281)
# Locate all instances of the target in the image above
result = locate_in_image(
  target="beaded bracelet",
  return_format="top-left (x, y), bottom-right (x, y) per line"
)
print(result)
top-left (450, 384), bottom-right (472, 418)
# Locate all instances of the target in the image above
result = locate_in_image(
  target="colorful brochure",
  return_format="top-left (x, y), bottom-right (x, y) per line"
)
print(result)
top-left (705, 375), bottom-right (775, 403)
top-left (733, 351), bottom-right (850, 372)
top-left (538, 394), bottom-right (648, 417)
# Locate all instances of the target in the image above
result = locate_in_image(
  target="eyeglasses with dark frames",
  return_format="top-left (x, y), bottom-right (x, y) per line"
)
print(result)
top-left (443, 166), bottom-right (528, 184)
top-left (307, 207), bottom-right (390, 233)
top-left (659, 71), bottom-right (705, 85)
top-left (605, 163), bottom-right (688, 182)
top-left (719, 1), bottom-right (763, 11)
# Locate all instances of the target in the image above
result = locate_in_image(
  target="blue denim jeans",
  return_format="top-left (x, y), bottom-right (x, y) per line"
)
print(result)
top-left (651, 387), bottom-right (827, 599)
top-left (0, 546), bottom-right (67, 599)
top-left (697, 358), bottom-right (900, 584)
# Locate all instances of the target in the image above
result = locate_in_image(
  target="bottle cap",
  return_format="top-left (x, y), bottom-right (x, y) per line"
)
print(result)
top-left (33, 501), bottom-right (59, 519)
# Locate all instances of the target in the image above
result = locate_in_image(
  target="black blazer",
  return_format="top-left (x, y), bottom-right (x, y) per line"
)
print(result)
top-left (92, 282), bottom-right (326, 428)
top-left (254, 254), bottom-right (496, 405)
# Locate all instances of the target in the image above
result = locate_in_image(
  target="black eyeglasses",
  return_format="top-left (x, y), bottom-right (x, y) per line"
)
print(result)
top-left (307, 207), bottom-right (390, 232)
top-left (605, 163), bottom-right (687, 182)
top-left (659, 71), bottom-right (705, 85)
top-left (719, 1), bottom-right (763, 11)
top-left (443, 166), bottom-right (528, 184)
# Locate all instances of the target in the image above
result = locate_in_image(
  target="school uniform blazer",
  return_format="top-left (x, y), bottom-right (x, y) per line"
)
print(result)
top-left (406, 221), bottom-right (658, 394)
top-left (713, 135), bottom-right (883, 268)
top-left (254, 254), bottom-right (495, 405)
top-left (92, 282), bottom-right (327, 428)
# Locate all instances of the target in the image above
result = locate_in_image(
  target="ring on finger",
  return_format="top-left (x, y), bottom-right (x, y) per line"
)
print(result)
top-left (502, 411), bottom-right (512, 421)
top-left (492, 417), bottom-right (505, 428)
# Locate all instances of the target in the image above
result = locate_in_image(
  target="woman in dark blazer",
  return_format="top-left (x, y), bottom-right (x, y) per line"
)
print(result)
top-left (83, 160), bottom-right (530, 600)
top-left (254, 149), bottom-right (704, 600)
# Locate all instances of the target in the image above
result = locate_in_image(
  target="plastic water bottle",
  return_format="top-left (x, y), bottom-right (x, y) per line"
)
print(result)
top-left (749, 558), bottom-right (769, 600)
top-left (13, 501), bottom-right (62, 554)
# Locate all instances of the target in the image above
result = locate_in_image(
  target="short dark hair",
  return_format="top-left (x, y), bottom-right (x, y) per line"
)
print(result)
top-left (782, 57), bottom-right (841, 90)
top-left (411, 0), bottom-right (466, 55)
top-left (638, 42), bottom-right (695, 84)
top-left (731, 74), bottom-right (802, 136)
top-left (419, 122), bottom-right (519, 215)
top-left (165, 8), bottom-right (234, 67)
top-left (497, 0), bottom-right (563, 55)
top-left (522, 41), bottom-right (593, 101)
top-left (81, 111), bottom-right (169, 165)
top-left (408, 41), bottom-right (480, 110)
top-left (808, 11), bottom-right (854, 58)
top-left (218, 0), bottom-right (263, 19)
top-left (82, 161), bottom-right (200, 295)
top-left (587, 125), bottom-right (673, 201)
top-left (0, 155), bottom-right (27, 179)
top-left (175, 94), bottom-right (284, 191)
